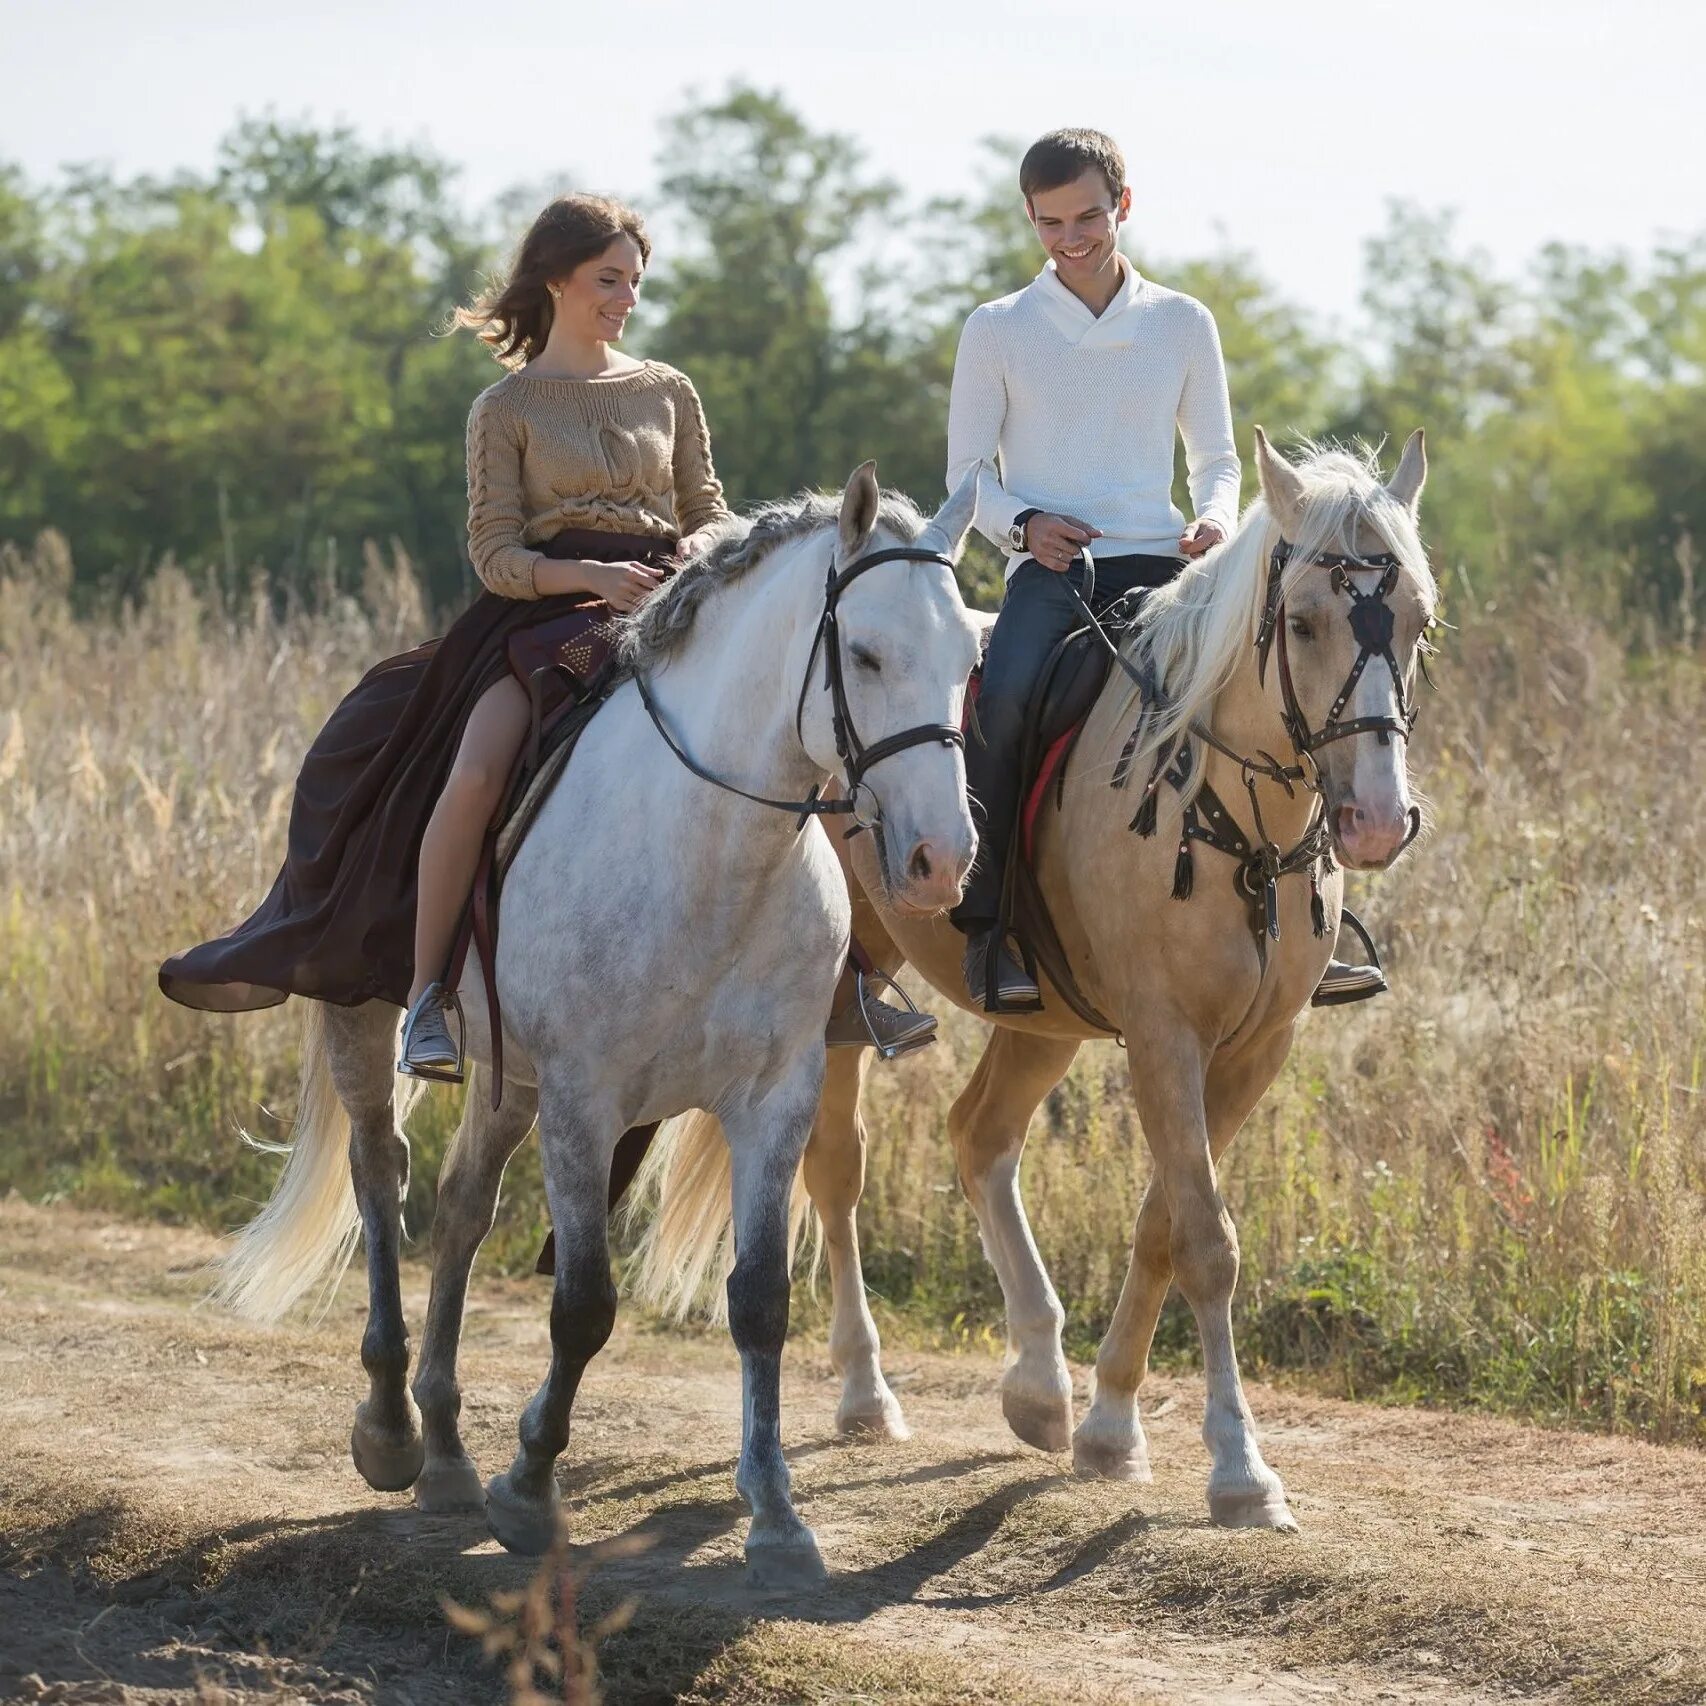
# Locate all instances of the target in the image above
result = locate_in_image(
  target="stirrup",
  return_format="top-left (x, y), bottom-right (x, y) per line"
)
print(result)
top-left (397, 984), bottom-right (467, 1084)
top-left (1311, 907), bottom-right (1388, 1009)
top-left (854, 970), bottom-right (937, 1062)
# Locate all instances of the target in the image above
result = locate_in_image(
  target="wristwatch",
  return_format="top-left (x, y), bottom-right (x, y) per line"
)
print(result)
top-left (1007, 508), bottom-right (1041, 553)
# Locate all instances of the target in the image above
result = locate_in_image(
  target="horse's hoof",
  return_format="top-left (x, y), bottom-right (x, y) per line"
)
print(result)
top-left (485, 1470), bottom-right (561, 1556)
top-left (414, 1454), bottom-right (486, 1514)
top-left (1001, 1371), bottom-right (1073, 1454)
top-left (350, 1414), bottom-right (425, 1493)
top-left (1072, 1424), bottom-right (1152, 1483)
top-left (745, 1522), bottom-right (827, 1593)
top-left (1208, 1480), bottom-right (1298, 1531)
top-left (836, 1389), bottom-right (911, 1442)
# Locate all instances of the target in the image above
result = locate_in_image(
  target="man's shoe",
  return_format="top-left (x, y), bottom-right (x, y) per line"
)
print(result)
top-left (962, 928), bottom-right (1041, 1012)
top-left (825, 977), bottom-right (938, 1060)
top-left (1311, 958), bottom-right (1389, 1008)
top-left (398, 982), bottom-right (465, 1082)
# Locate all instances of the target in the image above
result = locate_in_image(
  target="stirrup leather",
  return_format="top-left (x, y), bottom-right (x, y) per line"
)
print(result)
top-left (853, 970), bottom-right (937, 1061)
top-left (398, 984), bottom-right (467, 1084)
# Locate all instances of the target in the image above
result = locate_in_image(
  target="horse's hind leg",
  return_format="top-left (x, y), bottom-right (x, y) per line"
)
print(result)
top-left (485, 1077), bottom-right (619, 1556)
top-left (726, 1070), bottom-right (827, 1587)
top-left (950, 1026), bottom-right (1082, 1453)
top-left (411, 1070), bottom-right (538, 1512)
top-left (328, 1003), bottom-right (426, 1493)
top-left (802, 1047), bottom-right (908, 1440)
top-left (1075, 1035), bottom-right (1289, 1482)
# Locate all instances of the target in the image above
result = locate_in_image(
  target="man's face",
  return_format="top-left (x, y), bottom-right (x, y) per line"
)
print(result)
top-left (1026, 169), bottom-right (1130, 283)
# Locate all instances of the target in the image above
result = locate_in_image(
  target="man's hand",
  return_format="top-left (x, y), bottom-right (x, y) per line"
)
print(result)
top-left (1178, 519), bottom-right (1226, 559)
top-left (1025, 512), bottom-right (1102, 573)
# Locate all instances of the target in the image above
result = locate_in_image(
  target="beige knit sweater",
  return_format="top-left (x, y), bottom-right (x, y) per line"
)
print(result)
top-left (465, 361), bottom-right (728, 599)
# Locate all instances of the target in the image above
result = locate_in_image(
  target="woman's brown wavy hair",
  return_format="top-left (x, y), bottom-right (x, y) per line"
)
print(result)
top-left (456, 194), bottom-right (652, 367)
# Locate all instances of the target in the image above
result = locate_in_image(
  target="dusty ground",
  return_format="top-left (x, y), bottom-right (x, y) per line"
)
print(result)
top-left (1, 1200), bottom-right (1703, 1706)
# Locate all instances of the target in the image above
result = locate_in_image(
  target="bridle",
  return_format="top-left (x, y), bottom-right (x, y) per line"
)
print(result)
top-left (1113, 529), bottom-right (1427, 948)
top-left (1256, 539), bottom-right (1420, 761)
top-left (634, 541), bottom-right (966, 837)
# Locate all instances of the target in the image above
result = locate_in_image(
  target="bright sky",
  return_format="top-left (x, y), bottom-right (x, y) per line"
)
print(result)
top-left (4, 0), bottom-right (1699, 331)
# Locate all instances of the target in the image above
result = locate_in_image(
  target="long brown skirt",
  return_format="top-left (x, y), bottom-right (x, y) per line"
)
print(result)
top-left (159, 529), bottom-right (677, 1014)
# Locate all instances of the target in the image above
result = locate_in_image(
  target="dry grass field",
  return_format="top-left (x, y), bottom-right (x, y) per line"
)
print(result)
top-left (2, 530), bottom-right (1702, 1445)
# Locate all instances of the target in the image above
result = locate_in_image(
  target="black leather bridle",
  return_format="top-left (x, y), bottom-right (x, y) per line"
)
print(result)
top-left (1255, 539), bottom-right (1420, 760)
top-left (635, 542), bottom-right (966, 834)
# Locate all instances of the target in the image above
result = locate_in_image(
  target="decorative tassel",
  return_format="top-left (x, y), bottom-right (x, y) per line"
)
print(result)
top-left (1310, 878), bottom-right (1327, 938)
top-left (1132, 784), bottom-right (1159, 837)
top-left (1172, 838), bottom-right (1195, 901)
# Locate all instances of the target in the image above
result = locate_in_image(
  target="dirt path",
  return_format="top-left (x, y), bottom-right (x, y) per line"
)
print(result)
top-left (1, 1200), bottom-right (1703, 1706)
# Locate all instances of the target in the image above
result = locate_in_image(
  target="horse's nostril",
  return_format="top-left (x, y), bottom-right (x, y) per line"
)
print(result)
top-left (909, 845), bottom-right (933, 881)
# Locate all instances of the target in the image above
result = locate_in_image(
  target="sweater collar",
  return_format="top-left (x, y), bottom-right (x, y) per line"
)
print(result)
top-left (1029, 255), bottom-right (1144, 347)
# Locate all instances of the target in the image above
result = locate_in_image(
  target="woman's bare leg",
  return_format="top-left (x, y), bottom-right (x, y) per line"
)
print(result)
top-left (408, 675), bottom-right (531, 1005)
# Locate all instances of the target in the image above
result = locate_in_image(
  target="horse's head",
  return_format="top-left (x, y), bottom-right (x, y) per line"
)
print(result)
top-left (1251, 428), bottom-right (1434, 871)
top-left (800, 463), bottom-right (983, 913)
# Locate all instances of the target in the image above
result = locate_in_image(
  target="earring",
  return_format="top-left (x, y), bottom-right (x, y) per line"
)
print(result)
top-left (549, 286), bottom-right (560, 299)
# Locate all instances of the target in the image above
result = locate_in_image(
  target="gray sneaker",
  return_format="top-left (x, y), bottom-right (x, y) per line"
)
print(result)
top-left (826, 990), bottom-right (938, 1059)
top-left (1311, 958), bottom-right (1389, 1008)
top-left (398, 982), bottom-right (464, 1082)
top-left (962, 928), bottom-right (1041, 1012)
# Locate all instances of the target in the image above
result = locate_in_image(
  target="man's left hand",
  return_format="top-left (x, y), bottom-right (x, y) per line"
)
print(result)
top-left (1178, 519), bottom-right (1226, 558)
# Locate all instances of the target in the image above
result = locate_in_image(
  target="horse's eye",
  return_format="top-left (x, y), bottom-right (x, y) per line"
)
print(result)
top-left (850, 646), bottom-right (881, 673)
top-left (1287, 617), bottom-right (1313, 641)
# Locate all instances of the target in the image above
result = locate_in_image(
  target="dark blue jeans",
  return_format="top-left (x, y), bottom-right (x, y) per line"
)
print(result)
top-left (952, 552), bottom-right (1183, 934)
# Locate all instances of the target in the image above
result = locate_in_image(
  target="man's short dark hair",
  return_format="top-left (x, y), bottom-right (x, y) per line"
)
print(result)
top-left (1019, 129), bottom-right (1126, 206)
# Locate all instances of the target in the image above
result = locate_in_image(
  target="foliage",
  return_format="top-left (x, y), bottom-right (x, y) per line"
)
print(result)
top-left (2, 95), bottom-right (1702, 626)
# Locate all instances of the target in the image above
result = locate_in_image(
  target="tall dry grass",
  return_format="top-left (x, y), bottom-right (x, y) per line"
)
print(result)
top-left (2, 531), bottom-right (1702, 1441)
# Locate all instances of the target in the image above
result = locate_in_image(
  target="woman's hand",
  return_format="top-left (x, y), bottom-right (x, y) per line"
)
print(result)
top-left (535, 557), bottom-right (665, 610)
top-left (586, 560), bottom-right (666, 613)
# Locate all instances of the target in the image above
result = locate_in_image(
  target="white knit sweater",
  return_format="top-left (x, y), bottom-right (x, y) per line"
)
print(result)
top-left (946, 259), bottom-right (1241, 575)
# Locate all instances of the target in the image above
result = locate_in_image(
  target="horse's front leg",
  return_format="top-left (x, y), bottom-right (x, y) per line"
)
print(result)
top-left (725, 1071), bottom-right (828, 1587)
top-left (411, 1071), bottom-right (538, 1512)
top-left (1075, 1029), bottom-right (1293, 1487)
top-left (949, 1026), bottom-right (1082, 1453)
top-left (335, 1005), bottom-right (426, 1493)
top-left (802, 1046), bottom-right (908, 1440)
top-left (1121, 1020), bottom-right (1295, 1529)
top-left (485, 1078), bottom-right (619, 1556)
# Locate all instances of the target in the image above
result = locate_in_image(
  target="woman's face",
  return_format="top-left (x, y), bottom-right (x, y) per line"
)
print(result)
top-left (551, 234), bottom-right (645, 343)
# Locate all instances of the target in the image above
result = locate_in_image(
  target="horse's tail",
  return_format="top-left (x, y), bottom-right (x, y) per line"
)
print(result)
top-left (624, 1109), bottom-right (819, 1326)
top-left (210, 1002), bottom-right (361, 1323)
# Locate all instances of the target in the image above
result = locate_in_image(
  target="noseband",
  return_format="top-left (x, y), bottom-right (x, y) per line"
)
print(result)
top-left (636, 542), bottom-right (965, 833)
top-left (1255, 539), bottom-right (1418, 759)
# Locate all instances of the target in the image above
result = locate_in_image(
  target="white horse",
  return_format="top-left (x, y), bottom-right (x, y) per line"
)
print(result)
top-left (209, 464), bottom-right (982, 1583)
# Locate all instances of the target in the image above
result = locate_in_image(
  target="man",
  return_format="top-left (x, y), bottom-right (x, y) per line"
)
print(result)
top-left (946, 128), bottom-right (1382, 1011)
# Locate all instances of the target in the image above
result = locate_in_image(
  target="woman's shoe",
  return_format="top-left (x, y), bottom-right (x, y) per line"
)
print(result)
top-left (398, 982), bottom-right (465, 1083)
top-left (825, 973), bottom-right (938, 1060)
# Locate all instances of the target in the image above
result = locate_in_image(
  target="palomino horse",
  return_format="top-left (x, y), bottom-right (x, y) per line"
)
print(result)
top-left (210, 465), bottom-right (983, 1582)
top-left (634, 431), bottom-right (1433, 1531)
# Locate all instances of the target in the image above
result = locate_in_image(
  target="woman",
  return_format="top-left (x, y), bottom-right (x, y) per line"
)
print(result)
top-left (160, 194), bottom-right (933, 1077)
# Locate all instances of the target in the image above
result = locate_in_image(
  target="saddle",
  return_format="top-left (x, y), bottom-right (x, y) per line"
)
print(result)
top-left (965, 599), bottom-right (1143, 1036)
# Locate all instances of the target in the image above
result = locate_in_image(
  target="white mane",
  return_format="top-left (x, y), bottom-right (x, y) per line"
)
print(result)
top-left (1115, 442), bottom-right (1436, 793)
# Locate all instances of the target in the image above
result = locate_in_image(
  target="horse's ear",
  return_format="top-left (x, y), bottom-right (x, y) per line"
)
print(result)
top-left (838, 460), bottom-right (881, 560)
top-left (1253, 426), bottom-right (1306, 536)
top-left (916, 464), bottom-right (979, 562)
top-left (1386, 429), bottom-right (1427, 516)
